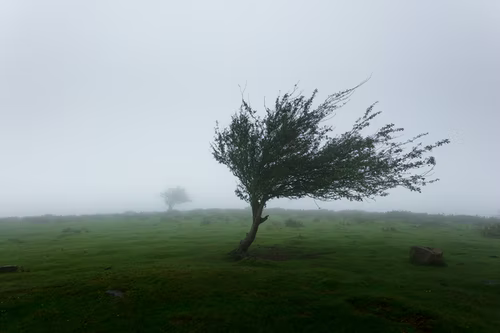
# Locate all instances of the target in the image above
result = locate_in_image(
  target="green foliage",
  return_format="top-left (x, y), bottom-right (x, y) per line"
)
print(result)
top-left (160, 186), bottom-right (191, 211)
top-left (161, 216), bottom-right (181, 224)
top-left (481, 223), bottom-right (500, 238)
top-left (211, 81), bottom-right (449, 206)
top-left (270, 220), bottom-right (283, 227)
top-left (61, 227), bottom-right (89, 234)
top-left (200, 217), bottom-right (213, 226)
top-left (284, 218), bottom-right (304, 228)
top-left (22, 215), bottom-right (57, 224)
top-left (339, 220), bottom-right (351, 226)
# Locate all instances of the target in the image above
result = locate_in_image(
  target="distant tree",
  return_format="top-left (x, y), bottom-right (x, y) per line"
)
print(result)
top-left (160, 186), bottom-right (191, 211)
top-left (211, 81), bottom-right (449, 258)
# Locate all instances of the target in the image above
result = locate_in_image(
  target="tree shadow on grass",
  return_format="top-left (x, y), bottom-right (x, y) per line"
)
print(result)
top-left (248, 244), bottom-right (336, 261)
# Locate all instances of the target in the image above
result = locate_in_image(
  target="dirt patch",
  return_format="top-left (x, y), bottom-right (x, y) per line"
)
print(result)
top-left (347, 296), bottom-right (436, 333)
top-left (250, 245), bottom-right (335, 261)
top-left (250, 245), bottom-right (291, 261)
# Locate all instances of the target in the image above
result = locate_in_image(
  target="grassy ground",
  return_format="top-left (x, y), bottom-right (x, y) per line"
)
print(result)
top-left (1, 209), bottom-right (499, 333)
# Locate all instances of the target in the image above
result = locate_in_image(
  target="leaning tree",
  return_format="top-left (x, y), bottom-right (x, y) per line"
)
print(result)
top-left (211, 81), bottom-right (449, 258)
top-left (160, 186), bottom-right (191, 211)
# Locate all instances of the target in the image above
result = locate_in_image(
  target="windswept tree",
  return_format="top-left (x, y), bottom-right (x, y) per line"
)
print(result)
top-left (211, 81), bottom-right (449, 258)
top-left (160, 186), bottom-right (191, 211)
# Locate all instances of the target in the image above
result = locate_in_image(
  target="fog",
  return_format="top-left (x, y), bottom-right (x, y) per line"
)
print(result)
top-left (1, 0), bottom-right (499, 218)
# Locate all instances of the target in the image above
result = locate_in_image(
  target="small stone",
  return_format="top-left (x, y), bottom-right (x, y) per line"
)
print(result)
top-left (0, 266), bottom-right (19, 273)
top-left (106, 290), bottom-right (125, 298)
top-left (482, 280), bottom-right (499, 286)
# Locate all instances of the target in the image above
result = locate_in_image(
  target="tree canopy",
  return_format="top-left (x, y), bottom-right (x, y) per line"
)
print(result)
top-left (211, 81), bottom-right (449, 256)
top-left (160, 186), bottom-right (191, 211)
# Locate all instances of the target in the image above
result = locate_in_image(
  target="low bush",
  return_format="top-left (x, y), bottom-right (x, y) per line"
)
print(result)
top-left (61, 227), bottom-right (89, 234)
top-left (284, 218), bottom-right (304, 228)
top-left (481, 224), bottom-right (500, 238)
top-left (200, 218), bottom-right (213, 226)
top-left (338, 220), bottom-right (351, 226)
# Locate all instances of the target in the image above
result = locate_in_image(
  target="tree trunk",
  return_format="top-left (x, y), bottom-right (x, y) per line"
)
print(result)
top-left (167, 203), bottom-right (174, 211)
top-left (230, 201), bottom-right (269, 259)
top-left (237, 217), bottom-right (260, 254)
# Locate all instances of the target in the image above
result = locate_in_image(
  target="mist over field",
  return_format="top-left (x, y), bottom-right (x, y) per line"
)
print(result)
top-left (2, 2), bottom-right (500, 332)
top-left (0, 0), bottom-right (499, 217)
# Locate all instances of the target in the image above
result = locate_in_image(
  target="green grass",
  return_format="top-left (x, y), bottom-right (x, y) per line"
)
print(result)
top-left (1, 210), bottom-right (499, 332)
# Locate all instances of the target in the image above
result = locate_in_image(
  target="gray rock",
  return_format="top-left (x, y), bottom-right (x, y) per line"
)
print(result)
top-left (409, 246), bottom-right (446, 266)
top-left (482, 280), bottom-right (499, 286)
top-left (106, 290), bottom-right (125, 298)
top-left (0, 265), bottom-right (19, 273)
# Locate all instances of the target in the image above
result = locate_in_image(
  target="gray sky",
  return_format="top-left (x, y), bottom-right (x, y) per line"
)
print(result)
top-left (1, 0), bottom-right (499, 217)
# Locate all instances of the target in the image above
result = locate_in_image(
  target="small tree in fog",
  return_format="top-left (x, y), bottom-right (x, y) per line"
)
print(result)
top-left (160, 186), bottom-right (190, 211)
top-left (211, 80), bottom-right (449, 258)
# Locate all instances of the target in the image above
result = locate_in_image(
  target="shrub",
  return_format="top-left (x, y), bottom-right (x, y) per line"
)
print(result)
top-left (284, 218), bottom-right (304, 228)
top-left (338, 220), bottom-right (351, 226)
top-left (481, 224), bottom-right (500, 238)
top-left (23, 215), bottom-right (54, 224)
top-left (161, 217), bottom-right (173, 223)
top-left (200, 217), bottom-right (213, 226)
top-left (61, 227), bottom-right (89, 235)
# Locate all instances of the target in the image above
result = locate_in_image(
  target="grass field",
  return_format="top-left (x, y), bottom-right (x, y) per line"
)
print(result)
top-left (1, 209), bottom-right (499, 333)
